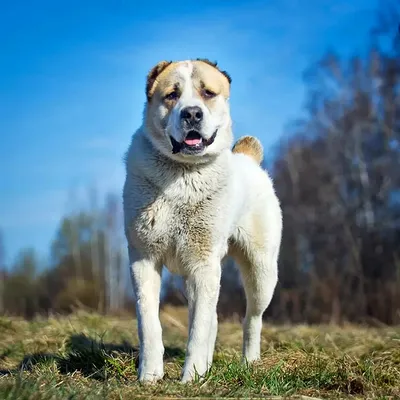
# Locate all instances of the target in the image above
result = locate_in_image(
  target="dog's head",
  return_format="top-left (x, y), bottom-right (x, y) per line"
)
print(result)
top-left (144, 59), bottom-right (233, 163)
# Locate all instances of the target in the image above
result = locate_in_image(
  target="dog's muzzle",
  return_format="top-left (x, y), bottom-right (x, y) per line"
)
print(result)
top-left (170, 130), bottom-right (217, 155)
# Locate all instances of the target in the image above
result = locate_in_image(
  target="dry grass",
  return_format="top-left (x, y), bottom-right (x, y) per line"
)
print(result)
top-left (0, 306), bottom-right (399, 399)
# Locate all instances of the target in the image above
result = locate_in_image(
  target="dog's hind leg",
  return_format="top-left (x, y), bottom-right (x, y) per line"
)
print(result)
top-left (129, 248), bottom-right (164, 382)
top-left (235, 246), bottom-right (278, 362)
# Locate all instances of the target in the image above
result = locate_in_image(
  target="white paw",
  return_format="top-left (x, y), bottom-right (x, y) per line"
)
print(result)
top-left (138, 361), bottom-right (164, 383)
top-left (242, 353), bottom-right (260, 364)
top-left (180, 359), bottom-right (208, 383)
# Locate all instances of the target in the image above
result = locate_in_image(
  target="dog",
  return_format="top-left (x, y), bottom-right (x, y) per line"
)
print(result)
top-left (123, 59), bottom-right (282, 383)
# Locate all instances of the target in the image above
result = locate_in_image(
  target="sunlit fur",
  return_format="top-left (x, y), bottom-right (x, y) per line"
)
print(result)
top-left (123, 59), bottom-right (283, 383)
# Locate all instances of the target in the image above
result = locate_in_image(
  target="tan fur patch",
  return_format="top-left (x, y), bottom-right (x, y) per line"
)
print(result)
top-left (150, 64), bottom-right (184, 101)
top-left (251, 211), bottom-right (266, 250)
top-left (146, 60), bottom-right (174, 100)
top-left (195, 59), bottom-right (232, 85)
top-left (192, 60), bottom-right (231, 99)
top-left (232, 136), bottom-right (264, 164)
top-left (184, 203), bottom-right (214, 262)
top-left (146, 59), bottom-right (231, 103)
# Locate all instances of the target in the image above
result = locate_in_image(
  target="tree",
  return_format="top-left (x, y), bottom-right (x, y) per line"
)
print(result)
top-left (269, 21), bottom-right (400, 323)
top-left (3, 248), bottom-right (40, 318)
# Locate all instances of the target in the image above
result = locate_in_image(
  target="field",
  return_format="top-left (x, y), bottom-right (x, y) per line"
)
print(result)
top-left (0, 306), bottom-right (399, 399)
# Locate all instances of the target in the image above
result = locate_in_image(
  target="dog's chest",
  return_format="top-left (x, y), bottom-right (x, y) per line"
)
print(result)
top-left (132, 189), bottom-right (221, 270)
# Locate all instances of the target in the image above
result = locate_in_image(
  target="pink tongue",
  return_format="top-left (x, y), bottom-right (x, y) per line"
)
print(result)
top-left (184, 138), bottom-right (202, 146)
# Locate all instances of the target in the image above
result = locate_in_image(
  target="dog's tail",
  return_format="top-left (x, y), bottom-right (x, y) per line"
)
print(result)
top-left (232, 136), bottom-right (263, 164)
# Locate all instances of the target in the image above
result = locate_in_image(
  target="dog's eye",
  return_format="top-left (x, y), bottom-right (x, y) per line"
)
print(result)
top-left (165, 91), bottom-right (179, 101)
top-left (202, 89), bottom-right (217, 99)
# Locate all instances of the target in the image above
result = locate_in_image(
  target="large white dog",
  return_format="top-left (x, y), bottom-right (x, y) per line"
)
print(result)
top-left (123, 59), bottom-right (282, 383)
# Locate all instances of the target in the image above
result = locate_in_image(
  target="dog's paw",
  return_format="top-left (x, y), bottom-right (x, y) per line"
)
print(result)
top-left (138, 364), bottom-right (164, 383)
top-left (181, 370), bottom-right (208, 384)
top-left (180, 373), bottom-right (197, 383)
top-left (180, 371), bottom-right (195, 384)
top-left (180, 360), bottom-right (208, 383)
top-left (242, 351), bottom-right (261, 364)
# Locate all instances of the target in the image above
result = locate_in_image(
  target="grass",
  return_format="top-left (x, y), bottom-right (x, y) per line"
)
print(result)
top-left (0, 306), bottom-right (399, 399)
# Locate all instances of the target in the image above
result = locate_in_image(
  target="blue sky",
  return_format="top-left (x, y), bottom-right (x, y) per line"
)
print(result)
top-left (0, 0), bottom-right (378, 265)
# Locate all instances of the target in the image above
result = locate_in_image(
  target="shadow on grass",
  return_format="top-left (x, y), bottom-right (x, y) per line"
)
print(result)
top-left (0, 333), bottom-right (185, 381)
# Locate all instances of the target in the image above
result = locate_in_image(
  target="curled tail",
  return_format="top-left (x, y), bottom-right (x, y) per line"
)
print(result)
top-left (232, 135), bottom-right (264, 165)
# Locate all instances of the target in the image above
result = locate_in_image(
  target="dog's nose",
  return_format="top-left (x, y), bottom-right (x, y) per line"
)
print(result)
top-left (180, 106), bottom-right (203, 124)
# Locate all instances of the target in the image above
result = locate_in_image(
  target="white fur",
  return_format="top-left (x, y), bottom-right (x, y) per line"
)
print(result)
top-left (123, 61), bottom-right (282, 383)
top-left (169, 61), bottom-right (226, 146)
top-left (148, 61), bottom-right (232, 164)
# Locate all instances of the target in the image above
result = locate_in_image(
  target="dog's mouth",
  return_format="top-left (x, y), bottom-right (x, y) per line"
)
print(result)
top-left (170, 130), bottom-right (217, 155)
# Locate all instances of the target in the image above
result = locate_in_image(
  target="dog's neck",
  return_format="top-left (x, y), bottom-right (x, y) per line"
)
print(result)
top-left (126, 127), bottom-right (232, 202)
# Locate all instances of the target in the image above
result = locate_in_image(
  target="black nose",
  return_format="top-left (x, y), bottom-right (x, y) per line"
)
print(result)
top-left (180, 106), bottom-right (203, 124)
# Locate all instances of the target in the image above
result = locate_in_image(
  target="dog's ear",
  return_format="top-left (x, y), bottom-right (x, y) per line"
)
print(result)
top-left (146, 61), bottom-right (172, 101)
top-left (196, 58), bottom-right (232, 85)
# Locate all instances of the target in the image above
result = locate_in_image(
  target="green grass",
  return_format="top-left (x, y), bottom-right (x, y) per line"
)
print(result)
top-left (0, 306), bottom-right (399, 399)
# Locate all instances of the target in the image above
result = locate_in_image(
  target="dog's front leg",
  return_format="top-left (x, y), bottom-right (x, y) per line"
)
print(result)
top-left (130, 252), bottom-right (164, 383)
top-left (181, 262), bottom-right (221, 383)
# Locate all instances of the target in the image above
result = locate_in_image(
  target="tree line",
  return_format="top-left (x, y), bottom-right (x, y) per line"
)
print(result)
top-left (0, 3), bottom-right (399, 324)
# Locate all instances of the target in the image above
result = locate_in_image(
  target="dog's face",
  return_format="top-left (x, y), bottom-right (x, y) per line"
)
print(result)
top-left (144, 59), bottom-right (233, 163)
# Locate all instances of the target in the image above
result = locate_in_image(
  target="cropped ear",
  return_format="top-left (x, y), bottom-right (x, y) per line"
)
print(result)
top-left (146, 61), bottom-right (172, 101)
top-left (196, 58), bottom-right (232, 85)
